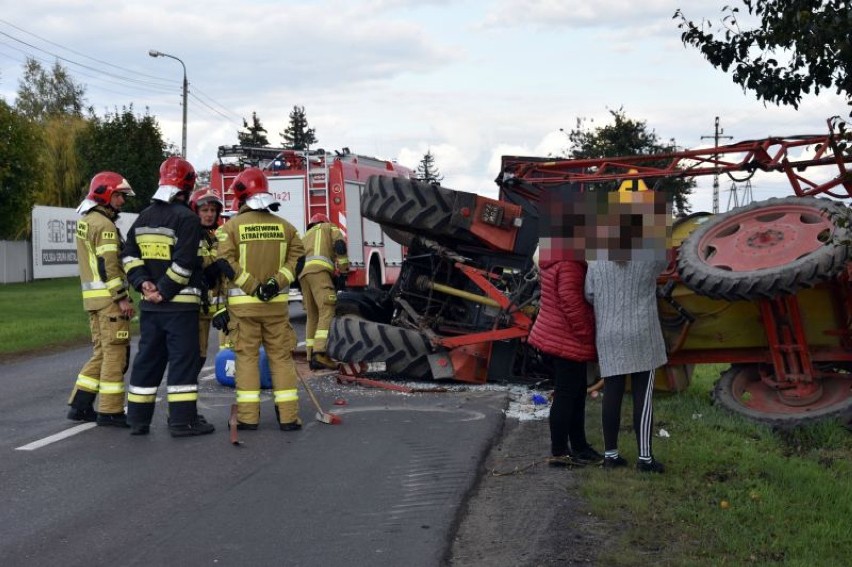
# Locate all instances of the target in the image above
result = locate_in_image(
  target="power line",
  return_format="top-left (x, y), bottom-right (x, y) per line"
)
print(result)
top-left (188, 91), bottom-right (239, 123)
top-left (191, 85), bottom-right (243, 122)
top-left (0, 19), bottom-right (245, 137)
top-left (0, 18), bottom-right (173, 84)
top-left (0, 30), bottom-right (177, 91)
top-left (0, 40), bottom-right (173, 97)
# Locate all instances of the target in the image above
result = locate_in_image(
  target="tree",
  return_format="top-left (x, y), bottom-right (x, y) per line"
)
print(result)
top-left (15, 58), bottom-right (87, 120)
top-left (415, 149), bottom-right (444, 183)
top-left (238, 111), bottom-right (269, 146)
top-left (280, 105), bottom-right (317, 150)
top-left (675, 2), bottom-right (851, 119)
top-left (37, 115), bottom-right (90, 208)
top-left (566, 108), bottom-right (695, 214)
top-left (0, 100), bottom-right (44, 238)
top-left (76, 106), bottom-right (167, 212)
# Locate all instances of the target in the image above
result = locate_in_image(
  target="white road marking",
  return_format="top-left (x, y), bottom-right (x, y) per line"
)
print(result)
top-left (15, 423), bottom-right (97, 451)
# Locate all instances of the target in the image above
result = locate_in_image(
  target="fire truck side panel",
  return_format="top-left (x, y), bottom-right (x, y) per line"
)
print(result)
top-left (211, 146), bottom-right (413, 290)
top-left (344, 181), bottom-right (365, 268)
top-left (384, 232), bottom-right (403, 266)
top-left (267, 176), bottom-right (307, 233)
top-left (363, 210), bottom-right (383, 246)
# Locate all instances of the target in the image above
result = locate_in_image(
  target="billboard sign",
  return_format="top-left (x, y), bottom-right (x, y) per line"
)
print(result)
top-left (31, 205), bottom-right (138, 279)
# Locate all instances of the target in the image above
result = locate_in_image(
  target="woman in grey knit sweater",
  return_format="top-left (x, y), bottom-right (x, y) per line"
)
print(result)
top-left (585, 259), bottom-right (668, 473)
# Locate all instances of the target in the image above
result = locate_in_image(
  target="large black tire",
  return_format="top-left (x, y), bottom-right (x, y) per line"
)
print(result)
top-left (362, 176), bottom-right (480, 246)
top-left (713, 364), bottom-right (852, 426)
top-left (327, 316), bottom-right (435, 380)
top-left (678, 197), bottom-right (849, 300)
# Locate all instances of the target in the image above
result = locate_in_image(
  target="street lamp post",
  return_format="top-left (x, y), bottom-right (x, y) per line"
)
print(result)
top-left (149, 49), bottom-right (188, 158)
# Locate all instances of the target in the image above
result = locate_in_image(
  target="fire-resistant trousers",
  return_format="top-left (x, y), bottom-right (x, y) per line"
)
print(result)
top-left (127, 310), bottom-right (200, 427)
top-left (195, 312), bottom-right (212, 378)
top-left (68, 301), bottom-right (130, 414)
top-left (232, 312), bottom-right (299, 425)
top-left (299, 271), bottom-right (336, 357)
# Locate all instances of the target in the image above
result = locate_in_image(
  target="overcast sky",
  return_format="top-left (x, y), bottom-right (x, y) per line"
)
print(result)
top-left (0, 1), bottom-right (847, 212)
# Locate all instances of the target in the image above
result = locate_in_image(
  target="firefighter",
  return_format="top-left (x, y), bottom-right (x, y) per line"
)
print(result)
top-left (122, 157), bottom-right (214, 437)
top-left (67, 172), bottom-right (135, 426)
top-left (190, 187), bottom-right (226, 377)
top-left (299, 212), bottom-right (349, 370)
top-left (213, 168), bottom-right (305, 430)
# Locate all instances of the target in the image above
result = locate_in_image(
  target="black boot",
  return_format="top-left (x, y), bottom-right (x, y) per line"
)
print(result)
top-left (96, 412), bottom-right (130, 428)
top-left (169, 414), bottom-right (215, 438)
top-left (129, 424), bottom-right (150, 436)
top-left (67, 391), bottom-right (97, 422)
top-left (309, 353), bottom-right (337, 371)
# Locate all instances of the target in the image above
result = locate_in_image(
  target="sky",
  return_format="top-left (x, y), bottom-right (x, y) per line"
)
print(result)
top-left (0, 1), bottom-right (848, 213)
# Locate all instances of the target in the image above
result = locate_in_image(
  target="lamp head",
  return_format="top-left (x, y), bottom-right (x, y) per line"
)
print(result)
top-left (148, 50), bottom-right (161, 57)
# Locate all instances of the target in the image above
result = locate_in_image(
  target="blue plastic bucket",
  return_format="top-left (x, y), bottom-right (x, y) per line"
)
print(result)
top-left (215, 347), bottom-right (272, 389)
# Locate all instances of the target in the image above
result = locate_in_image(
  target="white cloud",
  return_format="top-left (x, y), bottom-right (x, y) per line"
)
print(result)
top-left (0, 0), bottom-right (847, 216)
top-left (480, 1), bottom-right (730, 30)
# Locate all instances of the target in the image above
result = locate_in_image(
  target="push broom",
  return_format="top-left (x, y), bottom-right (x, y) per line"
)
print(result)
top-left (295, 366), bottom-right (342, 425)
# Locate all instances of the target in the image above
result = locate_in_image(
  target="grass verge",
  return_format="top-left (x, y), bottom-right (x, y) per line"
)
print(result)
top-left (0, 277), bottom-right (141, 358)
top-left (577, 364), bottom-right (852, 566)
top-left (0, 277), bottom-right (90, 356)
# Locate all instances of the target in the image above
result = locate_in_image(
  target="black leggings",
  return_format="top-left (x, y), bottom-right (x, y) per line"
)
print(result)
top-left (602, 370), bottom-right (654, 459)
top-left (549, 357), bottom-right (590, 456)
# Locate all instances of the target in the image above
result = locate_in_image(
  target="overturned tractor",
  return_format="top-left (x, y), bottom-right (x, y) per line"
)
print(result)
top-left (328, 125), bottom-right (852, 425)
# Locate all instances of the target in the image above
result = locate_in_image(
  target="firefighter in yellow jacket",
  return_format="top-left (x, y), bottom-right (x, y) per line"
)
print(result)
top-left (67, 171), bottom-right (135, 426)
top-left (299, 212), bottom-right (349, 370)
top-left (190, 187), bottom-right (226, 377)
top-left (214, 168), bottom-right (306, 430)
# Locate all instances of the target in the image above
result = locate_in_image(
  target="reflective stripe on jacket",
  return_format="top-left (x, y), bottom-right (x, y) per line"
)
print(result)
top-left (299, 222), bottom-right (348, 277)
top-left (122, 200), bottom-right (204, 312)
top-left (216, 207), bottom-right (305, 316)
top-left (76, 206), bottom-right (129, 311)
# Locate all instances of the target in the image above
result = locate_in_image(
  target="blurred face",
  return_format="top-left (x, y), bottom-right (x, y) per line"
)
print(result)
top-left (109, 192), bottom-right (126, 211)
top-left (540, 188), bottom-right (672, 262)
top-left (198, 203), bottom-right (218, 227)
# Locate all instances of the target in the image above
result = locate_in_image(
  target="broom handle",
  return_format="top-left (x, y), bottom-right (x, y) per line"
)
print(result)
top-left (297, 372), bottom-right (326, 415)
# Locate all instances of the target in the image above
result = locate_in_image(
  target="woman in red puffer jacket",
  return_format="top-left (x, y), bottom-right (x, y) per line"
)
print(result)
top-left (528, 256), bottom-right (601, 466)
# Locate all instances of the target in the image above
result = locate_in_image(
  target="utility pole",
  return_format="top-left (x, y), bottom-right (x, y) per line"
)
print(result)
top-left (149, 50), bottom-right (188, 158)
top-left (701, 116), bottom-right (732, 214)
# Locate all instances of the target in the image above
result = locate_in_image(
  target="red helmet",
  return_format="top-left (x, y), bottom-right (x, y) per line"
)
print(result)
top-left (189, 187), bottom-right (224, 214)
top-left (159, 156), bottom-right (197, 192)
top-left (87, 171), bottom-right (135, 206)
top-left (309, 213), bottom-right (330, 225)
top-left (229, 168), bottom-right (269, 201)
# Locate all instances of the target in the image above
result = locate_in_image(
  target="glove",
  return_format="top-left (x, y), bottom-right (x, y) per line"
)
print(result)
top-left (203, 262), bottom-right (221, 288)
top-left (211, 308), bottom-right (230, 334)
top-left (334, 272), bottom-right (348, 291)
top-left (215, 258), bottom-right (236, 280)
top-left (255, 277), bottom-right (280, 302)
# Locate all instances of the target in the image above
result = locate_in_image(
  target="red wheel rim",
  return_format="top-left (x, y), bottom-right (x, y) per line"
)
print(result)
top-left (729, 366), bottom-right (850, 416)
top-left (697, 204), bottom-right (833, 271)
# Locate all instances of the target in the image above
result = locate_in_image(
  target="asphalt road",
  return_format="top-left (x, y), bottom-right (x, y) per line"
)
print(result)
top-left (0, 305), bottom-right (508, 566)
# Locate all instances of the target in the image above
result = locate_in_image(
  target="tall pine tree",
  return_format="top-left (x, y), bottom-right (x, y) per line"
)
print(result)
top-left (280, 105), bottom-right (317, 150)
top-left (416, 149), bottom-right (443, 183)
top-left (238, 111), bottom-right (269, 146)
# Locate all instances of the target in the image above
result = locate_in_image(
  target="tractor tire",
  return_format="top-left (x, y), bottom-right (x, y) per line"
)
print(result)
top-left (713, 364), bottom-right (852, 426)
top-left (678, 197), bottom-right (849, 301)
top-left (327, 316), bottom-right (435, 380)
top-left (362, 176), bottom-right (479, 246)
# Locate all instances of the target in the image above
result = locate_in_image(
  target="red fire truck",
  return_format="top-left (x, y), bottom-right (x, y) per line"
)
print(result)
top-left (210, 145), bottom-right (414, 289)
